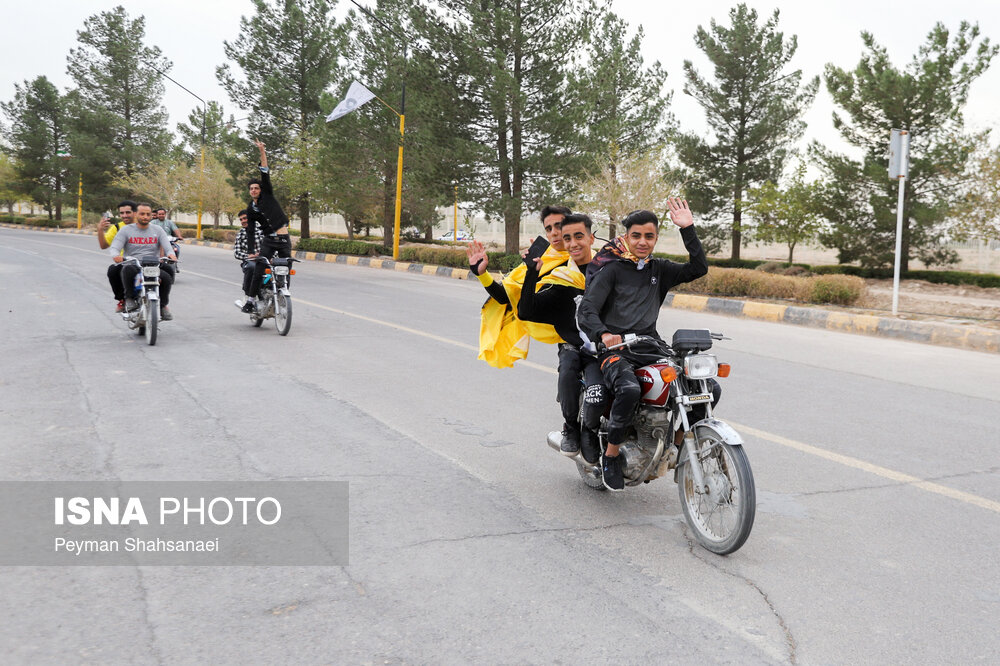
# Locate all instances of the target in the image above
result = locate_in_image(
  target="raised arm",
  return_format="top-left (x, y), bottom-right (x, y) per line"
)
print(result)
top-left (466, 240), bottom-right (509, 304)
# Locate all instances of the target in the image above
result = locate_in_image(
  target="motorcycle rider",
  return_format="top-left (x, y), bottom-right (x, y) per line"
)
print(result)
top-left (233, 209), bottom-right (264, 307)
top-left (100, 200), bottom-right (137, 312)
top-left (242, 139), bottom-right (291, 314)
top-left (466, 205), bottom-right (571, 368)
top-left (577, 198), bottom-right (709, 491)
top-left (516, 213), bottom-right (608, 462)
top-left (151, 208), bottom-right (183, 239)
top-left (109, 202), bottom-right (178, 321)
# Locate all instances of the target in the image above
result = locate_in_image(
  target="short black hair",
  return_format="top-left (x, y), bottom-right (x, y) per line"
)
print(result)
top-left (135, 202), bottom-right (153, 211)
top-left (540, 205), bottom-right (571, 222)
top-left (622, 210), bottom-right (659, 229)
top-left (237, 209), bottom-right (248, 218)
top-left (560, 213), bottom-right (593, 231)
top-left (118, 200), bottom-right (137, 212)
top-left (248, 178), bottom-right (262, 189)
top-left (155, 207), bottom-right (166, 214)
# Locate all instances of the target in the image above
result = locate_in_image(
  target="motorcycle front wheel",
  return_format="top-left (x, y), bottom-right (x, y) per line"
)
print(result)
top-left (274, 293), bottom-right (292, 336)
top-left (678, 436), bottom-right (755, 555)
top-left (144, 300), bottom-right (158, 346)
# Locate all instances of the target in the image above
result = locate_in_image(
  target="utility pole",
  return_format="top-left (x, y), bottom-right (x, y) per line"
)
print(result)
top-left (888, 129), bottom-right (910, 316)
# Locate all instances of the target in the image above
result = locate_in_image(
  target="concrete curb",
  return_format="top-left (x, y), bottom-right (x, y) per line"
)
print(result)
top-left (5, 223), bottom-right (998, 354)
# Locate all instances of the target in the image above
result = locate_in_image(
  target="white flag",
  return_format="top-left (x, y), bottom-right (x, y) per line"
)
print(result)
top-left (326, 80), bottom-right (376, 122)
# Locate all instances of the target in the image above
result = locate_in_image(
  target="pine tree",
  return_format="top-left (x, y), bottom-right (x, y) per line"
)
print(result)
top-left (217, 0), bottom-right (346, 238)
top-left (1, 76), bottom-right (71, 219)
top-left (65, 5), bottom-right (173, 210)
top-left (439, 0), bottom-right (591, 252)
top-left (570, 9), bottom-right (673, 237)
top-left (677, 4), bottom-right (818, 260)
top-left (816, 22), bottom-right (997, 270)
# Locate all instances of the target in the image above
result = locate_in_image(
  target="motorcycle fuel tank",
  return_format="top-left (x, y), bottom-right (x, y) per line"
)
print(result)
top-left (635, 363), bottom-right (673, 406)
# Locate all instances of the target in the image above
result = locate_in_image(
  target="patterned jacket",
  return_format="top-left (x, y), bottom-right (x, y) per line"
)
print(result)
top-left (234, 227), bottom-right (265, 263)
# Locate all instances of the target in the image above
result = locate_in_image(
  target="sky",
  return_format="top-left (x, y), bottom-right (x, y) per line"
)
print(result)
top-left (1, 0), bottom-right (998, 166)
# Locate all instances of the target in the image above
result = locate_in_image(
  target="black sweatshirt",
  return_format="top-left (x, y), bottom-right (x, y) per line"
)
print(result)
top-left (517, 262), bottom-right (589, 347)
top-left (578, 226), bottom-right (707, 342)
top-left (246, 166), bottom-right (290, 254)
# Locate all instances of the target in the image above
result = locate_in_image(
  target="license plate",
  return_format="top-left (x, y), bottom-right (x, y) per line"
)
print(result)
top-left (142, 266), bottom-right (160, 277)
top-left (273, 266), bottom-right (289, 275)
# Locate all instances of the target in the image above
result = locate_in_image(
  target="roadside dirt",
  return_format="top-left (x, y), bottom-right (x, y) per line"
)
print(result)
top-left (858, 279), bottom-right (1000, 329)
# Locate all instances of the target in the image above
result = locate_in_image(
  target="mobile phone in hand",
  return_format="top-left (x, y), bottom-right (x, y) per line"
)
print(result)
top-left (523, 236), bottom-right (550, 265)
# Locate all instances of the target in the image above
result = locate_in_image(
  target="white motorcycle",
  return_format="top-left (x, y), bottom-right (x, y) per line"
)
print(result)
top-left (120, 257), bottom-right (174, 346)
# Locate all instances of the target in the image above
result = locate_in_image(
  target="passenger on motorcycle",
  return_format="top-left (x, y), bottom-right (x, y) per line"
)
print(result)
top-left (108, 203), bottom-right (178, 321)
top-left (577, 199), bottom-right (710, 491)
top-left (100, 200), bottom-right (137, 312)
top-left (233, 209), bottom-right (264, 308)
top-left (516, 213), bottom-right (609, 463)
top-left (242, 139), bottom-right (291, 314)
top-left (466, 206), bottom-right (572, 369)
top-left (150, 208), bottom-right (182, 239)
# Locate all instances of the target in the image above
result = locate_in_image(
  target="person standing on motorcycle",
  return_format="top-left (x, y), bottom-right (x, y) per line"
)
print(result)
top-left (577, 199), bottom-right (709, 491)
top-left (465, 205), bottom-right (571, 368)
top-left (109, 202), bottom-right (178, 320)
top-left (242, 139), bottom-right (291, 314)
top-left (233, 209), bottom-right (264, 307)
top-left (100, 200), bottom-right (138, 312)
top-left (517, 213), bottom-right (608, 463)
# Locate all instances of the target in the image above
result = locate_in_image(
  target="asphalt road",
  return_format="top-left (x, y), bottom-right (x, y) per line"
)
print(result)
top-left (2, 227), bottom-right (999, 665)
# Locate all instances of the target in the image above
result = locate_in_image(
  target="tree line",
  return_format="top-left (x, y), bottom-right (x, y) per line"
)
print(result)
top-left (1, 1), bottom-right (997, 271)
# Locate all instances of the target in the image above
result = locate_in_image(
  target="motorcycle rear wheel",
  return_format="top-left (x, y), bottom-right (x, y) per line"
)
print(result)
top-left (144, 300), bottom-right (158, 346)
top-left (678, 437), bottom-right (755, 555)
top-left (274, 293), bottom-right (292, 336)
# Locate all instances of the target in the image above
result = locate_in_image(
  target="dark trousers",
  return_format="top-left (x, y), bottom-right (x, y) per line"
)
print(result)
top-left (108, 263), bottom-right (126, 300)
top-left (248, 234), bottom-right (291, 296)
top-left (599, 347), bottom-right (722, 445)
top-left (241, 261), bottom-right (255, 295)
top-left (121, 263), bottom-right (175, 307)
top-left (557, 344), bottom-right (609, 431)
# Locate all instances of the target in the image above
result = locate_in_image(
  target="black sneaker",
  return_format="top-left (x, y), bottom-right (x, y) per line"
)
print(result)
top-left (160, 306), bottom-right (173, 321)
top-left (559, 424), bottom-right (580, 457)
top-left (580, 428), bottom-right (601, 464)
top-left (601, 453), bottom-right (625, 492)
top-left (241, 300), bottom-right (256, 313)
top-left (124, 297), bottom-right (138, 312)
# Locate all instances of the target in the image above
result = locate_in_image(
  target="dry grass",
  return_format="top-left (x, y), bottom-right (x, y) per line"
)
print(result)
top-left (678, 267), bottom-right (867, 306)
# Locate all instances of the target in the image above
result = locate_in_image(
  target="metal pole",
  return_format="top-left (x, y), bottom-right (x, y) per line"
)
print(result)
top-left (197, 110), bottom-right (205, 240)
top-left (891, 131), bottom-right (909, 316)
top-left (392, 113), bottom-right (404, 260)
top-left (454, 185), bottom-right (458, 241)
top-left (76, 173), bottom-right (83, 230)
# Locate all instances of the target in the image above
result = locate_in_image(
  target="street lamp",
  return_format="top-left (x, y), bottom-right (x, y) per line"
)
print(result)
top-left (350, 0), bottom-right (408, 260)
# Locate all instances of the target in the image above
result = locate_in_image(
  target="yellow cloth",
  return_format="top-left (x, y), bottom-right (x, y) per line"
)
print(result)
top-left (105, 222), bottom-right (125, 256)
top-left (477, 247), bottom-right (585, 368)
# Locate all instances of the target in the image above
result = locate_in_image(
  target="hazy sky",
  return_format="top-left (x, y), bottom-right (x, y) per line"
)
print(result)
top-left (2, 0), bottom-right (998, 163)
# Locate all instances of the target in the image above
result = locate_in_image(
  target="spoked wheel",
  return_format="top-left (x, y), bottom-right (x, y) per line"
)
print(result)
top-left (576, 460), bottom-right (606, 490)
top-left (144, 300), bottom-right (158, 346)
top-left (274, 293), bottom-right (292, 336)
top-left (677, 434), bottom-right (755, 555)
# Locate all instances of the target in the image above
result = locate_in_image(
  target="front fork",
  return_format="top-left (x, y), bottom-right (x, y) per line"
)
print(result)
top-left (674, 379), bottom-right (713, 491)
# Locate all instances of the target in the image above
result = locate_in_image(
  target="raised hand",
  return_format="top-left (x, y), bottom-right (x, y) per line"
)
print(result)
top-left (666, 197), bottom-right (694, 228)
top-left (466, 240), bottom-right (489, 275)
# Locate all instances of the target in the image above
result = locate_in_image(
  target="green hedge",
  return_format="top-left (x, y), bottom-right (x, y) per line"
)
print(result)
top-left (296, 237), bottom-right (385, 256)
top-left (0, 215), bottom-right (69, 228)
top-left (399, 246), bottom-right (468, 267)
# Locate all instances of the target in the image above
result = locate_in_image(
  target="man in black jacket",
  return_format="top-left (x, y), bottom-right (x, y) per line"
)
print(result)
top-left (577, 198), bottom-right (709, 490)
top-left (517, 213), bottom-right (608, 463)
top-left (242, 139), bottom-right (291, 313)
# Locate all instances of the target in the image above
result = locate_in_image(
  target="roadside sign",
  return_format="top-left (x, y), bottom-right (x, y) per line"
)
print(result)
top-left (889, 129), bottom-right (909, 179)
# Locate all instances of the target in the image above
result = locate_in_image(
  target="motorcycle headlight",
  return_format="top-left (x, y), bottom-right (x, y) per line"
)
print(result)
top-left (273, 265), bottom-right (289, 275)
top-left (142, 266), bottom-right (160, 277)
top-left (684, 354), bottom-right (718, 379)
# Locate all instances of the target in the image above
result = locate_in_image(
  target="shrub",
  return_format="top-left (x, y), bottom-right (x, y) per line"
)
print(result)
top-left (199, 229), bottom-right (236, 243)
top-left (398, 246), bottom-right (468, 268)
top-left (800, 274), bottom-right (866, 305)
top-left (781, 265), bottom-right (810, 277)
top-left (296, 237), bottom-right (384, 256)
top-left (756, 261), bottom-right (784, 273)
